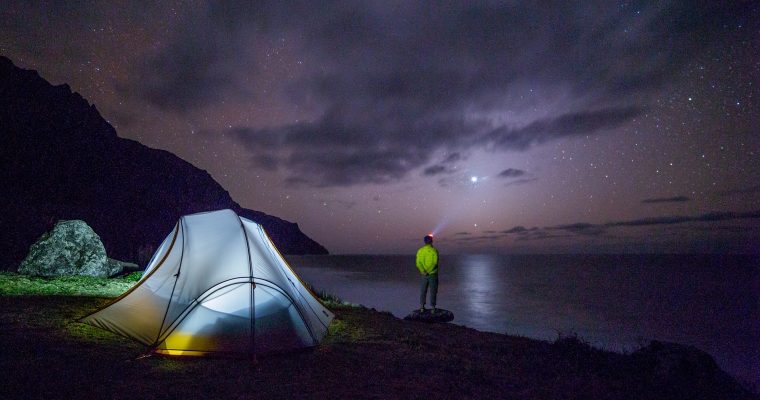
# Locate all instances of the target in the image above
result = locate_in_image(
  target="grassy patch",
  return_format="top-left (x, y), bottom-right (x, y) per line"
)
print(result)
top-left (315, 289), bottom-right (343, 304)
top-left (323, 318), bottom-right (366, 344)
top-left (304, 281), bottom-right (362, 309)
top-left (0, 272), bottom-right (138, 297)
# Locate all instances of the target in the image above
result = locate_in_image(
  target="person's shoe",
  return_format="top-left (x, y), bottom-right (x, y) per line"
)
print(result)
top-left (431, 308), bottom-right (437, 315)
top-left (419, 307), bottom-right (426, 313)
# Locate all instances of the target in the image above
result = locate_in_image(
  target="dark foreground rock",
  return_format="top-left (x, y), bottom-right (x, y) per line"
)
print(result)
top-left (0, 56), bottom-right (327, 270)
top-left (107, 258), bottom-right (141, 277)
top-left (630, 340), bottom-right (739, 398)
top-left (0, 296), bottom-right (755, 400)
top-left (404, 308), bottom-right (455, 323)
top-left (17, 220), bottom-right (120, 277)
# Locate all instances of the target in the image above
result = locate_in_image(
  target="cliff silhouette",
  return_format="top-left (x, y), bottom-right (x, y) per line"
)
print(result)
top-left (0, 56), bottom-right (327, 270)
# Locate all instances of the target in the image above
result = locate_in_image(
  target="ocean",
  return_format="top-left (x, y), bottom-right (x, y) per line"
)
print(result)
top-left (286, 254), bottom-right (759, 388)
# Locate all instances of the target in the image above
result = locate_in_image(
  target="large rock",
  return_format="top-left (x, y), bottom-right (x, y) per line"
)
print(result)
top-left (404, 308), bottom-right (455, 323)
top-left (18, 220), bottom-right (118, 277)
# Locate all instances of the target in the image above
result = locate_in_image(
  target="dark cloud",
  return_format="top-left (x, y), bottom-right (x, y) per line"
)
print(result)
top-left (232, 105), bottom-right (641, 186)
top-left (454, 234), bottom-right (502, 242)
top-left (483, 107), bottom-right (643, 151)
top-left (421, 152), bottom-right (463, 176)
top-left (230, 111), bottom-right (465, 186)
top-left (505, 178), bottom-right (539, 187)
top-left (423, 165), bottom-right (455, 176)
top-left (549, 223), bottom-right (607, 236)
top-left (679, 225), bottom-right (760, 234)
top-left (497, 167), bottom-right (537, 188)
top-left (641, 196), bottom-right (691, 203)
top-left (132, 39), bottom-right (236, 111)
top-left (497, 168), bottom-right (527, 178)
top-left (617, 210), bottom-right (760, 225)
top-left (501, 226), bottom-right (530, 234)
top-left (496, 209), bottom-right (760, 241)
top-left (515, 232), bottom-right (573, 241)
top-left (126, 3), bottom-right (263, 111)
top-left (217, 2), bottom-right (737, 187)
top-left (442, 153), bottom-right (463, 164)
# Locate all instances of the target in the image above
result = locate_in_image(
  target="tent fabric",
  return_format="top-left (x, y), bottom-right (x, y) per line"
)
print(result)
top-left (82, 209), bottom-right (334, 355)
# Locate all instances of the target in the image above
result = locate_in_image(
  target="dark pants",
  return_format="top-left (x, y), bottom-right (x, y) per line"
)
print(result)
top-left (419, 274), bottom-right (438, 308)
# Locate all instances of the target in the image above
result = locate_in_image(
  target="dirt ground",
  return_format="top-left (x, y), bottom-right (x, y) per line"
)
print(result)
top-left (0, 296), bottom-right (755, 400)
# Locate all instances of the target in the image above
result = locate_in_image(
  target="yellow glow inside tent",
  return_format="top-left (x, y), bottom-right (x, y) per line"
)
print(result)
top-left (161, 332), bottom-right (212, 352)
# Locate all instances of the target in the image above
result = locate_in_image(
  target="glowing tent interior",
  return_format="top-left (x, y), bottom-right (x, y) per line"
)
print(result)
top-left (82, 209), bottom-right (334, 356)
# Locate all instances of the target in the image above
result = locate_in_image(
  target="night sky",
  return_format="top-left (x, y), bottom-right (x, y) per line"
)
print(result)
top-left (2, 2), bottom-right (758, 254)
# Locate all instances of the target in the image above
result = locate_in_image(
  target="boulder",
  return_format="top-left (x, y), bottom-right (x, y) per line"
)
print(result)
top-left (404, 308), bottom-right (454, 323)
top-left (18, 220), bottom-right (114, 277)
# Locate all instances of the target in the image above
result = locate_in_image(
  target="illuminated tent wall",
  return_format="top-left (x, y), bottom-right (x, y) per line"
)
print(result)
top-left (82, 209), bottom-right (334, 356)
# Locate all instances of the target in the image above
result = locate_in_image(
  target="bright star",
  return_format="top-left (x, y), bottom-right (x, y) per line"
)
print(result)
top-left (470, 176), bottom-right (478, 183)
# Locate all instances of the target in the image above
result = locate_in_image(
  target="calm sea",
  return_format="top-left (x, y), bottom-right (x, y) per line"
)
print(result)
top-left (286, 254), bottom-right (759, 388)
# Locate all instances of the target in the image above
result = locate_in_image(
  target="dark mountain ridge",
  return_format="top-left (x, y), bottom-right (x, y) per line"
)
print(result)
top-left (0, 56), bottom-right (327, 269)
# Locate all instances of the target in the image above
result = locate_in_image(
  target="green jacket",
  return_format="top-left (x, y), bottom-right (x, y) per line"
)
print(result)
top-left (415, 244), bottom-right (439, 275)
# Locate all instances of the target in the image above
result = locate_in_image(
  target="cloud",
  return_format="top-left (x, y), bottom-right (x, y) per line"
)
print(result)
top-left (501, 226), bottom-right (531, 234)
top-left (454, 234), bottom-right (503, 242)
top-left (442, 153), bottom-right (463, 164)
top-left (550, 223), bottom-right (607, 236)
top-left (607, 210), bottom-right (760, 227)
top-left (514, 232), bottom-right (573, 241)
top-left (505, 178), bottom-right (539, 187)
top-left (641, 196), bottom-right (691, 203)
top-left (133, 39), bottom-right (235, 111)
top-left (236, 4), bottom-right (670, 186)
top-left (483, 106), bottom-right (643, 151)
top-left (126, 3), bottom-right (262, 111)
top-left (423, 165), bottom-right (447, 176)
top-left (423, 165), bottom-right (455, 176)
top-left (230, 112), bottom-right (462, 186)
top-left (496, 209), bottom-right (760, 241)
top-left (497, 168), bottom-right (527, 178)
top-left (421, 152), bottom-right (464, 176)
top-left (131, 2), bottom-right (745, 186)
top-left (497, 168), bottom-right (538, 187)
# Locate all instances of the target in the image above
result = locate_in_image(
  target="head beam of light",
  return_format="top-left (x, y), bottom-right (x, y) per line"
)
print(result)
top-left (431, 217), bottom-right (449, 236)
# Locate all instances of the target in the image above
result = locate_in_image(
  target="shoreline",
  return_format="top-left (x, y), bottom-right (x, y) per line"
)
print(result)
top-left (290, 253), bottom-right (760, 390)
top-left (0, 295), bottom-right (756, 399)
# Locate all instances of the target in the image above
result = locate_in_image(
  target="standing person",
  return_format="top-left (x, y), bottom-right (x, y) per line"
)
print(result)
top-left (416, 234), bottom-right (439, 313)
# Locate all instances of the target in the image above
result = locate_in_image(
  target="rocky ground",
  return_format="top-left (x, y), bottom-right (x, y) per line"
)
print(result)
top-left (0, 295), bottom-right (755, 400)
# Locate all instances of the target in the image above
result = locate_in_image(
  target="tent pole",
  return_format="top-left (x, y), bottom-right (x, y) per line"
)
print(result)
top-left (251, 281), bottom-right (256, 363)
top-left (238, 217), bottom-right (256, 361)
top-left (153, 217), bottom-right (186, 348)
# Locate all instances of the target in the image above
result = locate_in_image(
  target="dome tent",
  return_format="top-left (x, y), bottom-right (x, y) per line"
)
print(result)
top-left (82, 209), bottom-right (333, 356)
